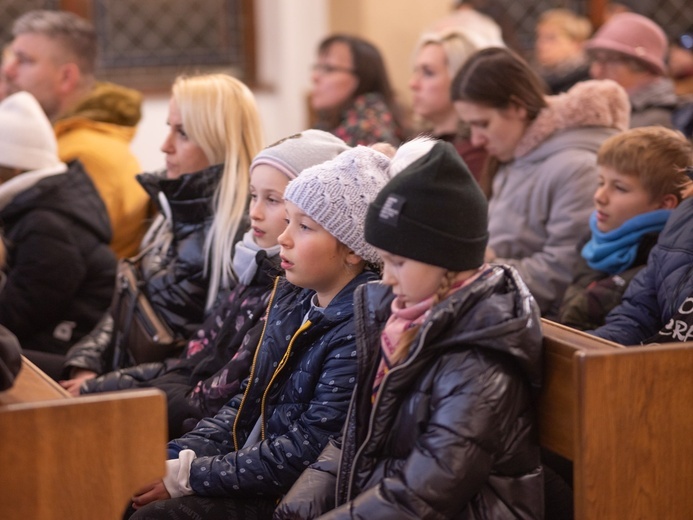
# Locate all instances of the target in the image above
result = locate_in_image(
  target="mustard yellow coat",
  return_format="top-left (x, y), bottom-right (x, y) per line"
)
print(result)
top-left (55, 82), bottom-right (151, 258)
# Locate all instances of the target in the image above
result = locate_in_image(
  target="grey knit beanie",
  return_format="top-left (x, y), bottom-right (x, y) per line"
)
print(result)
top-left (250, 129), bottom-right (350, 179)
top-left (284, 145), bottom-right (391, 264)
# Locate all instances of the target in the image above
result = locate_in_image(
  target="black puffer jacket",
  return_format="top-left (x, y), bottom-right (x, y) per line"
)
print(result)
top-left (63, 164), bottom-right (221, 374)
top-left (0, 161), bottom-right (115, 354)
top-left (275, 265), bottom-right (544, 519)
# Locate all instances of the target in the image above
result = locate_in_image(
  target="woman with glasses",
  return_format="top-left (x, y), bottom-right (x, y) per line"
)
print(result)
top-left (310, 34), bottom-right (405, 146)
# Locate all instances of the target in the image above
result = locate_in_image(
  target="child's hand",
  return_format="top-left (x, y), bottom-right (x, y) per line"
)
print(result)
top-left (131, 480), bottom-right (170, 509)
top-left (59, 369), bottom-right (97, 396)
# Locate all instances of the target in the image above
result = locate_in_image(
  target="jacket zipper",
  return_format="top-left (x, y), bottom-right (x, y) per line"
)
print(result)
top-left (232, 276), bottom-right (280, 450)
top-left (345, 320), bottom-right (434, 501)
top-left (259, 320), bottom-right (312, 440)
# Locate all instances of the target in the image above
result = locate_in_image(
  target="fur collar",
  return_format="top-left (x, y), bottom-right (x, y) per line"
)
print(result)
top-left (515, 79), bottom-right (630, 159)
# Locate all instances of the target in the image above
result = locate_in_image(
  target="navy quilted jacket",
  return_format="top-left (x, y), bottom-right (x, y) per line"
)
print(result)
top-left (167, 269), bottom-right (378, 498)
top-left (593, 196), bottom-right (693, 344)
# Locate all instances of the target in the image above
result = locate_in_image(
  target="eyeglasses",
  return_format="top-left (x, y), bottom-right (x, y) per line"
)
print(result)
top-left (311, 63), bottom-right (355, 75)
top-left (589, 51), bottom-right (628, 66)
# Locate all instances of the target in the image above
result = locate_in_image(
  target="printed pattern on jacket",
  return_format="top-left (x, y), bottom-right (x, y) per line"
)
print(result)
top-left (165, 270), bottom-right (378, 499)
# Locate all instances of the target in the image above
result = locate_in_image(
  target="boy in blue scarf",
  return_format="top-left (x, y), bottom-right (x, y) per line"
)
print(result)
top-left (558, 126), bottom-right (693, 331)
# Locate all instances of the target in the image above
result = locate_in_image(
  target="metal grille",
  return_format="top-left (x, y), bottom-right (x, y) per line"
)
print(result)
top-left (480, 0), bottom-right (588, 53)
top-left (94, 0), bottom-right (244, 69)
top-left (481, 0), bottom-right (693, 53)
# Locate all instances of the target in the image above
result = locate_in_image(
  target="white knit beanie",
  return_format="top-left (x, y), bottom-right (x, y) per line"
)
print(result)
top-left (284, 145), bottom-right (391, 265)
top-left (0, 92), bottom-right (63, 171)
top-left (250, 129), bottom-right (350, 180)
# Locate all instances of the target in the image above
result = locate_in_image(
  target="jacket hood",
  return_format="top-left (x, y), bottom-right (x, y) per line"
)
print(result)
top-left (57, 81), bottom-right (142, 127)
top-left (426, 265), bottom-right (543, 388)
top-left (515, 79), bottom-right (630, 159)
top-left (0, 160), bottom-right (112, 243)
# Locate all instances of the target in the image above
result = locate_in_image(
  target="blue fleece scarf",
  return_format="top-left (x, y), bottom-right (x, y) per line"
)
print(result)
top-left (581, 209), bottom-right (671, 274)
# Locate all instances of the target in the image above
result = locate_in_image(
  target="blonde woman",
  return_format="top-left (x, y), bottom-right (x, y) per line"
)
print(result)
top-left (409, 28), bottom-right (489, 179)
top-left (59, 73), bottom-right (263, 392)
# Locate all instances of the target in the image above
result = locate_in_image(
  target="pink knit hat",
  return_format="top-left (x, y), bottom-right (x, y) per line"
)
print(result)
top-left (585, 13), bottom-right (667, 75)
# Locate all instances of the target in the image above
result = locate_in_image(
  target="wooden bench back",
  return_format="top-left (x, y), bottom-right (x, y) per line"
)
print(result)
top-left (540, 320), bottom-right (693, 519)
top-left (0, 358), bottom-right (166, 520)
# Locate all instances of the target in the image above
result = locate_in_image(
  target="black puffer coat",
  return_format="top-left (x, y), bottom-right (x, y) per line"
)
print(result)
top-left (275, 265), bottom-right (544, 519)
top-left (0, 161), bottom-right (115, 354)
top-left (63, 164), bottom-right (220, 374)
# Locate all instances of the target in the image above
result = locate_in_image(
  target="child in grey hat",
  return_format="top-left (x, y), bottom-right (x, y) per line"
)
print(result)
top-left (128, 145), bottom-right (392, 520)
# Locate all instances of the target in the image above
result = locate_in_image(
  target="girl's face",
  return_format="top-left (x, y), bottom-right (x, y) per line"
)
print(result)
top-left (279, 201), bottom-right (361, 307)
top-left (377, 249), bottom-right (447, 308)
top-left (409, 43), bottom-right (453, 124)
top-left (310, 41), bottom-right (359, 112)
top-left (248, 164), bottom-right (289, 248)
top-left (454, 101), bottom-right (528, 162)
top-left (160, 97), bottom-right (211, 180)
top-left (593, 166), bottom-right (673, 232)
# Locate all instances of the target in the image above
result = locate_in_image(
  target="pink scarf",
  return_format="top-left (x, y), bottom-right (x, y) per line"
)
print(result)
top-left (370, 265), bottom-right (490, 403)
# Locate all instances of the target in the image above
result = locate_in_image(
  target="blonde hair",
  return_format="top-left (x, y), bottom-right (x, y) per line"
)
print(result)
top-left (414, 29), bottom-right (480, 79)
top-left (597, 127), bottom-right (693, 203)
top-left (172, 74), bottom-right (264, 309)
top-left (537, 8), bottom-right (592, 43)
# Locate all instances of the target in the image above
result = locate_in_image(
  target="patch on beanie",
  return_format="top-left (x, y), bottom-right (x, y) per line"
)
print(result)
top-left (379, 194), bottom-right (405, 226)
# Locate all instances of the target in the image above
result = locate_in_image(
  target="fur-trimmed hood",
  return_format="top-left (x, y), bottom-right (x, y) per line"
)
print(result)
top-left (515, 79), bottom-right (630, 159)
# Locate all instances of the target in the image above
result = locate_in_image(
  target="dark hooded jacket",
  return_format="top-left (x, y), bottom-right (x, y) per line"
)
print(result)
top-left (275, 265), bottom-right (544, 519)
top-left (63, 164), bottom-right (220, 374)
top-left (0, 161), bottom-right (115, 354)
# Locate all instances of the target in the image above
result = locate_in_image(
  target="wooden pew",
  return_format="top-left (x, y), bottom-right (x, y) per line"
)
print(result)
top-left (540, 319), bottom-right (693, 520)
top-left (0, 357), bottom-right (167, 520)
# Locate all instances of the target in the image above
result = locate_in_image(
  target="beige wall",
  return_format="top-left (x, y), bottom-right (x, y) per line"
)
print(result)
top-left (328, 0), bottom-right (453, 108)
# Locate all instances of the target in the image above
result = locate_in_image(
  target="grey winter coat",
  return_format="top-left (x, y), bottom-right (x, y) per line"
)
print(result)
top-left (629, 77), bottom-right (677, 129)
top-left (488, 79), bottom-right (630, 318)
top-left (275, 265), bottom-right (544, 520)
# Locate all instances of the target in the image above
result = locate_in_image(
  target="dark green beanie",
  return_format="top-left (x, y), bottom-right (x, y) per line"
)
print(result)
top-left (365, 141), bottom-right (488, 271)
